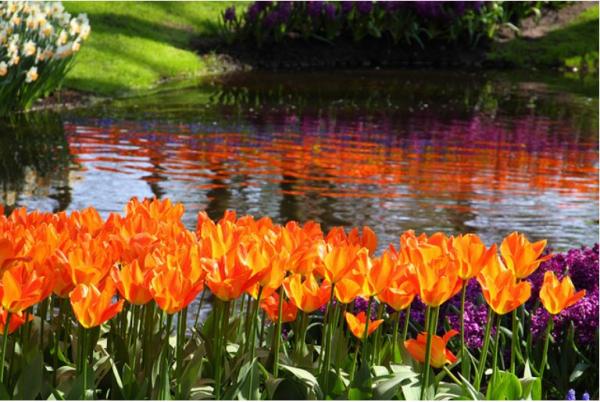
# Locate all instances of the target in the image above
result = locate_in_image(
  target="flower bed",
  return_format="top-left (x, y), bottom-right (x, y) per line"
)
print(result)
top-left (0, 197), bottom-right (596, 399)
top-left (0, 1), bottom-right (90, 114)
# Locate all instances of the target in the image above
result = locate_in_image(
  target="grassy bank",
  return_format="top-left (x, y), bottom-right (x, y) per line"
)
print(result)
top-left (488, 5), bottom-right (599, 72)
top-left (63, 1), bottom-right (234, 95)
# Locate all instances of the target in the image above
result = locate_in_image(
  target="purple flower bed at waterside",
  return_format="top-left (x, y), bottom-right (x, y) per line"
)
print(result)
top-left (221, 1), bottom-right (564, 47)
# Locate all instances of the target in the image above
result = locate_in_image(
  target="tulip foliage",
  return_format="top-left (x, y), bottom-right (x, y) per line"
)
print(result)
top-left (0, 198), bottom-right (592, 400)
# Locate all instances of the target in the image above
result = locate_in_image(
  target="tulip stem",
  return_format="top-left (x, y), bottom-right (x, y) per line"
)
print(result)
top-left (176, 307), bottom-right (187, 398)
top-left (510, 309), bottom-right (518, 374)
top-left (79, 325), bottom-right (89, 400)
top-left (214, 301), bottom-right (223, 400)
top-left (361, 296), bottom-right (374, 363)
top-left (459, 282), bottom-right (467, 377)
top-left (538, 316), bottom-right (553, 381)
top-left (392, 311), bottom-right (401, 363)
top-left (372, 303), bottom-right (385, 365)
top-left (401, 305), bottom-right (411, 345)
top-left (474, 307), bottom-right (494, 392)
top-left (442, 366), bottom-right (462, 386)
top-left (322, 283), bottom-right (336, 394)
top-left (273, 287), bottom-right (284, 378)
top-left (490, 314), bottom-right (502, 395)
top-left (159, 314), bottom-right (173, 400)
top-left (0, 311), bottom-right (12, 384)
top-left (193, 290), bottom-right (206, 330)
top-left (248, 288), bottom-right (263, 397)
top-left (419, 306), bottom-right (434, 400)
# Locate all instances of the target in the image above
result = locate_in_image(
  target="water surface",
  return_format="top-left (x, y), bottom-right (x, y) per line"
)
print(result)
top-left (1, 69), bottom-right (598, 250)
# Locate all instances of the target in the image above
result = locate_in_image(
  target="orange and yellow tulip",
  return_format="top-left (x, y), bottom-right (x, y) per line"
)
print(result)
top-left (404, 330), bottom-right (459, 368)
top-left (452, 234), bottom-right (497, 279)
top-left (0, 263), bottom-right (51, 314)
top-left (321, 244), bottom-right (360, 284)
top-left (414, 245), bottom-right (462, 307)
top-left (0, 308), bottom-right (33, 335)
top-left (111, 260), bottom-right (154, 305)
top-left (203, 253), bottom-right (259, 302)
top-left (539, 271), bottom-right (586, 315)
top-left (283, 273), bottom-right (330, 313)
top-left (260, 292), bottom-right (298, 323)
top-left (69, 279), bottom-right (124, 328)
top-left (150, 259), bottom-right (204, 314)
top-left (345, 311), bottom-right (383, 340)
top-left (477, 256), bottom-right (531, 315)
top-left (500, 232), bottom-right (551, 279)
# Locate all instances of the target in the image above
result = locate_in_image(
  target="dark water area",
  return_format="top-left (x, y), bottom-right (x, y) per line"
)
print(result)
top-left (1, 69), bottom-right (598, 251)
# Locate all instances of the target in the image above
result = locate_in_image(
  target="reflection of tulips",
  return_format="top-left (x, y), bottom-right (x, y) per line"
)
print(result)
top-left (0, 197), bottom-right (589, 400)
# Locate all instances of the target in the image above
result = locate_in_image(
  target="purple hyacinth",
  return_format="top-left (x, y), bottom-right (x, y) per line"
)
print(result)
top-left (263, 10), bottom-right (279, 28)
top-left (356, 1), bottom-right (372, 14)
top-left (413, 1), bottom-right (443, 19)
top-left (583, 392), bottom-right (590, 401)
top-left (246, 3), bottom-right (261, 21)
top-left (446, 300), bottom-right (494, 349)
top-left (307, 1), bottom-right (324, 17)
top-left (341, 1), bottom-right (354, 14)
top-left (567, 389), bottom-right (577, 401)
top-left (380, 1), bottom-right (403, 13)
top-left (323, 3), bottom-right (336, 20)
top-left (353, 297), bottom-right (378, 320)
top-left (224, 6), bottom-right (236, 22)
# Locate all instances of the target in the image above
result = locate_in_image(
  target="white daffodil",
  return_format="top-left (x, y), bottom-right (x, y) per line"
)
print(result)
top-left (23, 40), bottom-right (36, 56)
top-left (25, 66), bottom-right (37, 82)
top-left (56, 29), bottom-right (67, 46)
top-left (80, 22), bottom-right (90, 40)
top-left (72, 39), bottom-right (81, 53)
top-left (0, 61), bottom-right (7, 76)
top-left (69, 17), bottom-right (80, 35)
top-left (8, 53), bottom-right (19, 66)
top-left (40, 21), bottom-right (53, 37)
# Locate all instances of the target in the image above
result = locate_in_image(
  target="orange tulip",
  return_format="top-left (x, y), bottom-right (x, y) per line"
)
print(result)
top-left (334, 271), bottom-right (364, 304)
top-left (345, 311), bottom-right (383, 340)
top-left (500, 232), bottom-right (551, 279)
top-left (0, 263), bottom-right (50, 313)
top-left (111, 260), bottom-right (154, 305)
top-left (378, 262), bottom-right (418, 311)
top-left (0, 238), bottom-right (29, 272)
top-left (260, 292), bottom-right (298, 323)
top-left (477, 256), bottom-right (531, 315)
top-left (452, 234), bottom-right (497, 279)
top-left (69, 279), bottom-right (124, 328)
top-left (0, 308), bottom-right (33, 335)
top-left (364, 249), bottom-right (405, 297)
top-left (539, 271), bottom-right (586, 315)
top-left (404, 330), bottom-right (459, 368)
top-left (150, 257), bottom-right (204, 314)
top-left (414, 245), bottom-right (462, 307)
top-left (203, 253), bottom-right (259, 302)
top-left (321, 244), bottom-right (360, 284)
top-left (283, 273), bottom-right (330, 313)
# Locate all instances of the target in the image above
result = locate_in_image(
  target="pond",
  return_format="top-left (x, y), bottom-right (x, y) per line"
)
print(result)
top-left (1, 69), bottom-right (598, 252)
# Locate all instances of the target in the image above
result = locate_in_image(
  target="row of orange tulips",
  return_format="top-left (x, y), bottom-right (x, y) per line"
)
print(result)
top-left (0, 198), bottom-right (586, 399)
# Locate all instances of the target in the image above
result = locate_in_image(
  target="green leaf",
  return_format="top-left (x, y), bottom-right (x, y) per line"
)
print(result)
top-left (486, 371), bottom-right (522, 400)
top-left (373, 364), bottom-right (419, 400)
top-left (272, 378), bottom-right (308, 400)
top-left (348, 386), bottom-right (371, 400)
top-left (14, 349), bottom-right (44, 399)
top-left (520, 360), bottom-right (542, 400)
top-left (279, 364), bottom-right (323, 399)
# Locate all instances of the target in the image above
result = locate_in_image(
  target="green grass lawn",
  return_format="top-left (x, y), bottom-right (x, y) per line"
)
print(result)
top-left (63, 1), bottom-right (236, 95)
top-left (488, 5), bottom-right (599, 72)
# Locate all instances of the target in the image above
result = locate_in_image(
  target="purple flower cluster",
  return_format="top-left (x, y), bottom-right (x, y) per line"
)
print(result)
top-left (567, 389), bottom-right (591, 401)
top-left (529, 245), bottom-right (599, 346)
top-left (224, 6), bottom-right (236, 23)
top-left (446, 300), bottom-right (493, 349)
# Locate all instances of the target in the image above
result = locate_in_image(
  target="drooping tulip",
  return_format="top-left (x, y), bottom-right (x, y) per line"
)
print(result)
top-left (404, 330), bottom-right (459, 368)
top-left (500, 232), bottom-right (551, 279)
top-left (539, 271), bottom-right (586, 315)
top-left (477, 256), bottom-right (531, 315)
top-left (69, 279), bottom-right (124, 328)
top-left (345, 311), bottom-right (383, 340)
